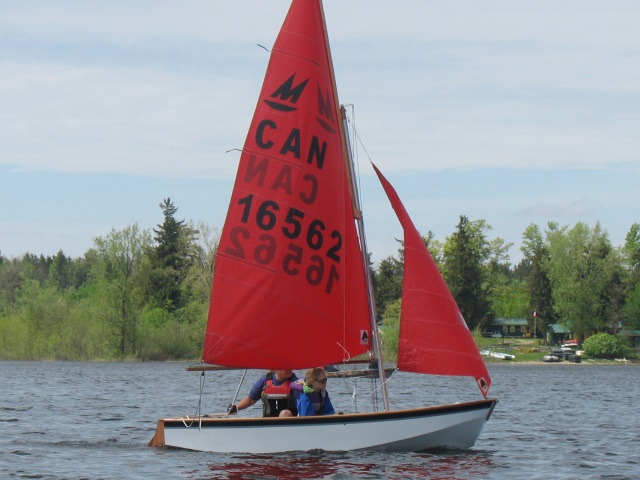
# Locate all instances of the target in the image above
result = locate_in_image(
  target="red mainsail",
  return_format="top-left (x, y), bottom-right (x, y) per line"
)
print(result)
top-left (202, 0), bottom-right (371, 369)
top-left (372, 164), bottom-right (491, 397)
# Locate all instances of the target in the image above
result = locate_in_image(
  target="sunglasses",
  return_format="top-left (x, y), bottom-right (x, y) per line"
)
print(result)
top-left (314, 378), bottom-right (328, 384)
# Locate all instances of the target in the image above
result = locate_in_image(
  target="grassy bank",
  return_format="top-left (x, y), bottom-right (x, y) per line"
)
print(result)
top-left (474, 336), bottom-right (638, 365)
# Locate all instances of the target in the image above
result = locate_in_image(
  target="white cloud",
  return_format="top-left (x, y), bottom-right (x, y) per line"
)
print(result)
top-left (1, 1), bottom-right (639, 261)
top-left (0, 61), bottom-right (254, 177)
top-left (520, 196), bottom-right (600, 218)
top-left (1, 1), bottom-right (638, 177)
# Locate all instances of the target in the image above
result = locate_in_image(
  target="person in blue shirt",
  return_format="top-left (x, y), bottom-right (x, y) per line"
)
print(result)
top-left (228, 370), bottom-right (298, 417)
top-left (292, 367), bottom-right (335, 416)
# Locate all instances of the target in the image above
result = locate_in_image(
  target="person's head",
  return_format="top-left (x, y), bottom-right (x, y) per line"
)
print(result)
top-left (273, 370), bottom-right (293, 382)
top-left (304, 367), bottom-right (328, 391)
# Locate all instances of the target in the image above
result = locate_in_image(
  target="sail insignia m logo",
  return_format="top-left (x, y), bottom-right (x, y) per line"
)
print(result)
top-left (264, 73), bottom-right (309, 112)
top-left (315, 85), bottom-right (336, 134)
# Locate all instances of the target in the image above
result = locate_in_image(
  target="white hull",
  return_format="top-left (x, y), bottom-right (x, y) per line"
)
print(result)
top-left (150, 399), bottom-right (497, 453)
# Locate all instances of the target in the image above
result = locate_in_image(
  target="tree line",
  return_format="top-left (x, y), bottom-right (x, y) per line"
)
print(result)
top-left (0, 198), bottom-right (216, 361)
top-left (1, 199), bottom-right (638, 361)
top-left (375, 217), bottom-right (639, 358)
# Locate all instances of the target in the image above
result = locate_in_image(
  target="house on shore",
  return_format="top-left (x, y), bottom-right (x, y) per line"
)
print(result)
top-left (620, 329), bottom-right (640, 349)
top-left (484, 318), bottom-right (572, 343)
top-left (484, 318), bottom-right (530, 338)
top-left (485, 320), bottom-right (639, 349)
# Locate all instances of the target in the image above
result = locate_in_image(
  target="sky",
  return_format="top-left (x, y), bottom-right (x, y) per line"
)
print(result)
top-left (1, 0), bottom-right (639, 265)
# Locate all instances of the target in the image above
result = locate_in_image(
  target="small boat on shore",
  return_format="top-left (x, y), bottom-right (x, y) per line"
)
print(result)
top-left (542, 355), bottom-right (561, 362)
top-left (481, 350), bottom-right (515, 361)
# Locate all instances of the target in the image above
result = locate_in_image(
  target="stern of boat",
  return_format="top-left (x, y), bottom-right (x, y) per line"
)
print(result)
top-left (148, 419), bottom-right (166, 448)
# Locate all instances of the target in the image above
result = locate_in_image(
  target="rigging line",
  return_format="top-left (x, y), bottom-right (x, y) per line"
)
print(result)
top-left (333, 373), bottom-right (361, 414)
top-left (180, 370), bottom-right (205, 428)
top-left (344, 105), bottom-right (378, 200)
top-left (351, 384), bottom-right (359, 414)
top-left (335, 342), bottom-right (352, 362)
top-left (352, 371), bottom-right (395, 408)
top-left (196, 371), bottom-right (207, 422)
top-left (231, 369), bottom-right (247, 405)
top-left (343, 104), bottom-right (363, 208)
top-left (336, 371), bottom-right (376, 409)
top-left (345, 109), bottom-right (374, 168)
top-left (346, 377), bottom-right (362, 414)
top-left (180, 370), bottom-right (207, 427)
top-left (181, 417), bottom-right (195, 427)
top-left (229, 369), bottom-right (248, 416)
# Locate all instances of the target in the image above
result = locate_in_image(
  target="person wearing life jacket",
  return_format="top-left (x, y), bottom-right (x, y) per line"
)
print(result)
top-left (227, 370), bottom-right (297, 417)
top-left (292, 367), bottom-right (335, 416)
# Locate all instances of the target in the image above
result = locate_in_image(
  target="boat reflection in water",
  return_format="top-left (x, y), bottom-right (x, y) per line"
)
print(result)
top-left (203, 451), bottom-right (494, 480)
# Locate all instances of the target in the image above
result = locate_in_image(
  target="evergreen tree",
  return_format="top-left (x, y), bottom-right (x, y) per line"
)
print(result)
top-left (0, 258), bottom-right (23, 311)
top-left (373, 255), bottom-right (403, 317)
top-left (49, 250), bottom-right (71, 291)
top-left (442, 215), bottom-right (493, 331)
top-left (150, 198), bottom-right (198, 311)
top-left (21, 254), bottom-right (52, 286)
top-left (529, 250), bottom-right (556, 339)
top-left (154, 198), bottom-right (185, 272)
top-left (521, 224), bottom-right (555, 340)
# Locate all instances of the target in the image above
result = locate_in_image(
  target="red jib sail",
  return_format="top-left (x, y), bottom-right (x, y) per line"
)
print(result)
top-left (202, 0), bottom-right (371, 369)
top-left (372, 164), bottom-right (491, 398)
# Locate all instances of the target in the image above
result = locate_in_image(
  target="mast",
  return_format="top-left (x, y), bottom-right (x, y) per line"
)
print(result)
top-left (316, 0), bottom-right (390, 410)
top-left (341, 106), bottom-right (390, 412)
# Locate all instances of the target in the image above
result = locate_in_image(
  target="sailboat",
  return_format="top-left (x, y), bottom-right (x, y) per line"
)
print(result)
top-left (149, 0), bottom-right (496, 453)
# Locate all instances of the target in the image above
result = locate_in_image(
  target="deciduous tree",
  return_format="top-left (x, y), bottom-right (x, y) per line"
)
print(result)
top-left (94, 224), bottom-right (152, 357)
top-left (545, 221), bottom-right (616, 341)
top-left (622, 223), bottom-right (640, 329)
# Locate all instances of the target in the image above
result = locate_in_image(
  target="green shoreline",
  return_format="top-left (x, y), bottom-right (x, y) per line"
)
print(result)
top-left (484, 358), bottom-right (637, 366)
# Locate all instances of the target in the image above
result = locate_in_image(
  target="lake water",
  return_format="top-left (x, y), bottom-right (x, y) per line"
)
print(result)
top-left (1, 361), bottom-right (638, 479)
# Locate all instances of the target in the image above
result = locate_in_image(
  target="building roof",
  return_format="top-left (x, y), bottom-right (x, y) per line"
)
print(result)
top-left (550, 324), bottom-right (571, 334)
top-left (620, 329), bottom-right (640, 336)
top-left (491, 318), bottom-right (528, 326)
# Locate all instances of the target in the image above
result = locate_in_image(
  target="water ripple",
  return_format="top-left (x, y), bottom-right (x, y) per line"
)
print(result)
top-left (1, 361), bottom-right (639, 479)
